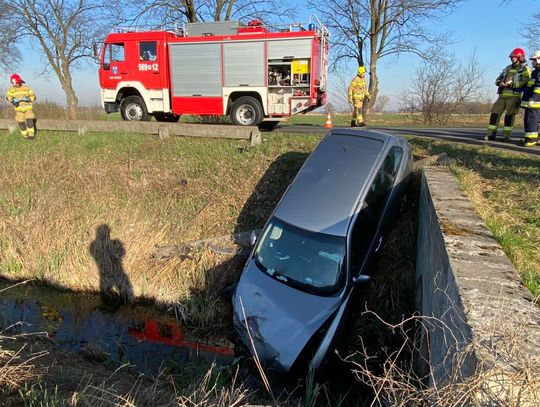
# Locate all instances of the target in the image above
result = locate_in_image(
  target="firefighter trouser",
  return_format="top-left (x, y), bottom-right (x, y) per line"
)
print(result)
top-left (487, 96), bottom-right (520, 138)
top-left (15, 110), bottom-right (36, 138)
top-left (523, 108), bottom-right (539, 146)
top-left (351, 99), bottom-right (364, 126)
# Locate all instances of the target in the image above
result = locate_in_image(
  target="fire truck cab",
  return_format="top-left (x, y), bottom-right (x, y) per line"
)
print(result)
top-left (98, 19), bottom-right (329, 127)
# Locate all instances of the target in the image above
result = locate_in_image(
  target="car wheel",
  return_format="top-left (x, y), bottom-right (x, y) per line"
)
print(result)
top-left (230, 96), bottom-right (263, 126)
top-left (120, 95), bottom-right (150, 121)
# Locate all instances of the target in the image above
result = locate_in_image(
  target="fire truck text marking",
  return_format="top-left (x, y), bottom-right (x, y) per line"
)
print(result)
top-left (138, 63), bottom-right (159, 72)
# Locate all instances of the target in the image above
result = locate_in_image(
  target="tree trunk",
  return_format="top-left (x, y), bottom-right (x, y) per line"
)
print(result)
top-left (60, 79), bottom-right (79, 120)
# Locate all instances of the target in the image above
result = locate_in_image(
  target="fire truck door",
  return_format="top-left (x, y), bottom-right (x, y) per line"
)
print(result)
top-left (137, 41), bottom-right (162, 90)
top-left (101, 42), bottom-right (128, 90)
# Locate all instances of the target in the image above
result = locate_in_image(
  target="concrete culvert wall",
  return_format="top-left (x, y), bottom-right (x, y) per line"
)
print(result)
top-left (416, 166), bottom-right (540, 400)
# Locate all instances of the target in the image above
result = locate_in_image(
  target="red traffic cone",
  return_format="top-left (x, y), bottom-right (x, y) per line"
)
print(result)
top-left (324, 113), bottom-right (333, 129)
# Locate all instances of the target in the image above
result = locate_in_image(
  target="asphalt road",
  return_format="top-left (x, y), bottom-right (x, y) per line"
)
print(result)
top-left (275, 124), bottom-right (540, 157)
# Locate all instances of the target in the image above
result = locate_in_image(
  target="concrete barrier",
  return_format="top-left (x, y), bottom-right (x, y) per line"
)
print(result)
top-left (416, 166), bottom-right (540, 393)
top-left (0, 119), bottom-right (262, 146)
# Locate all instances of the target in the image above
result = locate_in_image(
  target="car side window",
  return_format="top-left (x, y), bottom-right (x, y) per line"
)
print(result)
top-left (365, 147), bottom-right (403, 220)
top-left (350, 203), bottom-right (377, 274)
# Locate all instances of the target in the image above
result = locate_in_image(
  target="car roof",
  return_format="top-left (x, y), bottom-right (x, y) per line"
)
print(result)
top-left (273, 129), bottom-right (399, 237)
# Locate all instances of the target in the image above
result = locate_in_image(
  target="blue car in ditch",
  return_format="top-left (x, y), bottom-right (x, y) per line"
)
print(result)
top-left (232, 129), bottom-right (413, 374)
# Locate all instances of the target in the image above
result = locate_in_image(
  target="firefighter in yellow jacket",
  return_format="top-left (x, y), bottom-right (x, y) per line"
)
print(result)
top-left (348, 66), bottom-right (370, 127)
top-left (5, 73), bottom-right (36, 140)
top-left (485, 48), bottom-right (531, 141)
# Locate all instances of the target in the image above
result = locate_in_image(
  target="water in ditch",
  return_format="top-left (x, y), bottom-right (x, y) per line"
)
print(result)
top-left (0, 278), bottom-right (234, 376)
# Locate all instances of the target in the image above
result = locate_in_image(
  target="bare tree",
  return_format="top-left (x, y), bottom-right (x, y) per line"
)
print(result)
top-left (399, 51), bottom-right (484, 125)
top-left (131, 0), bottom-right (293, 26)
top-left (522, 13), bottom-right (540, 52)
top-left (306, 0), bottom-right (464, 114)
top-left (3, 0), bottom-right (124, 119)
top-left (373, 95), bottom-right (390, 113)
top-left (0, 1), bottom-right (20, 72)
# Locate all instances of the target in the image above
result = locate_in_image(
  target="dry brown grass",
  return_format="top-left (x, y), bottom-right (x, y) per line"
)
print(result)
top-left (346, 310), bottom-right (540, 406)
top-left (0, 343), bottom-right (45, 400)
top-left (0, 131), bottom-right (318, 330)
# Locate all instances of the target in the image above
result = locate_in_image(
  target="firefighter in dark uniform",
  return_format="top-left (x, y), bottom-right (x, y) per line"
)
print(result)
top-left (5, 73), bottom-right (37, 140)
top-left (485, 48), bottom-right (531, 141)
top-left (520, 50), bottom-right (540, 147)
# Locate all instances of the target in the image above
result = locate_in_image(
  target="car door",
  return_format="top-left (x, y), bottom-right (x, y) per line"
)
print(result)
top-left (349, 146), bottom-right (404, 277)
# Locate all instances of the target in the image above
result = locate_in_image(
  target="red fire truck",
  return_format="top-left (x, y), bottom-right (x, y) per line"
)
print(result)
top-left (97, 18), bottom-right (329, 128)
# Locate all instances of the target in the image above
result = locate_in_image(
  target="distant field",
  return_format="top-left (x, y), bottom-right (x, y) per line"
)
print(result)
top-left (288, 112), bottom-right (496, 127)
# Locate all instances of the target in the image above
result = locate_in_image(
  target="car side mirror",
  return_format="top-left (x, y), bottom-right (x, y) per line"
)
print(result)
top-left (249, 230), bottom-right (258, 246)
top-left (353, 274), bottom-right (371, 284)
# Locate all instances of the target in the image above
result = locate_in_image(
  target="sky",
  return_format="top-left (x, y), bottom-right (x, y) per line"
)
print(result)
top-left (6, 0), bottom-right (539, 110)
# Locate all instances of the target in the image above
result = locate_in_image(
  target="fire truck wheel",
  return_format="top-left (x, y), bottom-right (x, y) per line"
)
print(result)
top-left (120, 95), bottom-right (150, 121)
top-left (231, 97), bottom-right (263, 126)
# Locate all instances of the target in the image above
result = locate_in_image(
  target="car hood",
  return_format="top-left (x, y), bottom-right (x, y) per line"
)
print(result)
top-left (233, 261), bottom-right (343, 373)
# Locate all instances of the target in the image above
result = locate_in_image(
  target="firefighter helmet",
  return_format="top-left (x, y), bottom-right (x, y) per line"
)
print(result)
top-left (358, 66), bottom-right (366, 75)
top-left (10, 73), bottom-right (24, 85)
top-left (509, 48), bottom-right (526, 62)
top-left (530, 50), bottom-right (540, 61)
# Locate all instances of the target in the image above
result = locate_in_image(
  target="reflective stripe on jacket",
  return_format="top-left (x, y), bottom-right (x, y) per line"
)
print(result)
top-left (5, 85), bottom-right (36, 112)
top-left (495, 62), bottom-right (531, 98)
top-left (520, 68), bottom-right (540, 108)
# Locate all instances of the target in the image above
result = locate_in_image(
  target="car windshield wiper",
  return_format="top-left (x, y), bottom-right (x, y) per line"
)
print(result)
top-left (255, 257), bottom-right (325, 295)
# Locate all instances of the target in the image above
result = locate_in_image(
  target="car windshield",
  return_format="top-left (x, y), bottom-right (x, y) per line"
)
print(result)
top-left (254, 217), bottom-right (346, 294)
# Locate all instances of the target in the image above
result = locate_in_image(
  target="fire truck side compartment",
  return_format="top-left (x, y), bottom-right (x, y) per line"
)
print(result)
top-left (268, 39), bottom-right (311, 59)
top-left (224, 42), bottom-right (265, 87)
top-left (169, 43), bottom-right (223, 114)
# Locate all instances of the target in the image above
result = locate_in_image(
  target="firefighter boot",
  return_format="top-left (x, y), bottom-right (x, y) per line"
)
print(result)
top-left (502, 114), bottom-right (514, 142)
top-left (17, 121), bottom-right (29, 139)
top-left (520, 137), bottom-right (538, 147)
top-left (26, 119), bottom-right (35, 140)
top-left (350, 119), bottom-right (357, 127)
top-left (484, 130), bottom-right (497, 141)
top-left (485, 113), bottom-right (499, 140)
